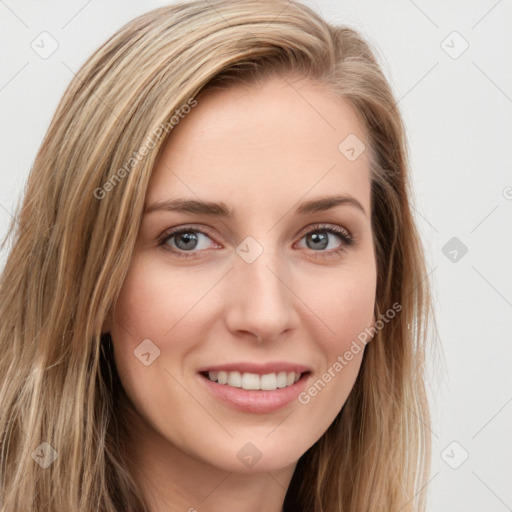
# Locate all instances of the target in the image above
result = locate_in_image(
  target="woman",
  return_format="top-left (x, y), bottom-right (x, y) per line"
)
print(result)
top-left (0, 1), bottom-right (433, 510)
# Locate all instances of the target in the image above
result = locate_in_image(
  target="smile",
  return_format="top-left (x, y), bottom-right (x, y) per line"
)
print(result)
top-left (205, 370), bottom-right (302, 390)
top-left (197, 362), bottom-right (312, 413)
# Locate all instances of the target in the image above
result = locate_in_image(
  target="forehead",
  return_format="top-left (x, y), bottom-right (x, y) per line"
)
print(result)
top-left (146, 76), bottom-right (371, 216)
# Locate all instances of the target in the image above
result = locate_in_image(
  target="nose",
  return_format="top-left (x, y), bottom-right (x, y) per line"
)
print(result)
top-left (223, 240), bottom-right (299, 343)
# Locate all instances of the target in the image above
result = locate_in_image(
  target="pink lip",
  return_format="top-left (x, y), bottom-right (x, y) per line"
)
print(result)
top-left (197, 361), bottom-right (311, 375)
top-left (197, 371), bottom-right (312, 414)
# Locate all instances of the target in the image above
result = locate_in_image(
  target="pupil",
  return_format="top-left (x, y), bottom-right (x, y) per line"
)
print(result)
top-left (177, 232), bottom-right (197, 250)
top-left (308, 232), bottom-right (328, 250)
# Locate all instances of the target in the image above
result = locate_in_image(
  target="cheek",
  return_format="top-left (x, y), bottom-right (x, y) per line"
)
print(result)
top-left (302, 260), bottom-right (376, 347)
top-left (110, 256), bottom-right (198, 370)
top-left (114, 266), bottom-right (164, 337)
top-left (110, 255), bottom-right (232, 390)
top-left (293, 262), bottom-right (375, 421)
top-left (113, 252), bottom-right (210, 334)
top-left (330, 276), bottom-right (375, 337)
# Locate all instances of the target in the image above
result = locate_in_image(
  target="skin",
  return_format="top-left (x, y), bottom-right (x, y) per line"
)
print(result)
top-left (104, 74), bottom-right (377, 512)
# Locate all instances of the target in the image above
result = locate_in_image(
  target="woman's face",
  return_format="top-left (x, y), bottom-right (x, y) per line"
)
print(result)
top-left (108, 75), bottom-right (377, 474)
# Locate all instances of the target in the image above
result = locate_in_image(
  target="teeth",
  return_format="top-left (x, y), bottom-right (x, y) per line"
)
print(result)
top-left (262, 373), bottom-right (278, 390)
top-left (277, 371), bottom-right (287, 388)
top-left (242, 372), bottom-right (260, 390)
top-left (227, 371), bottom-right (242, 387)
top-left (207, 370), bottom-right (302, 390)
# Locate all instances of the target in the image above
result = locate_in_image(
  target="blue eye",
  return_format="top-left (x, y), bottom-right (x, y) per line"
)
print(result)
top-left (159, 227), bottom-right (216, 256)
top-left (158, 223), bottom-right (353, 259)
top-left (297, 224), bottom-right (353, 256)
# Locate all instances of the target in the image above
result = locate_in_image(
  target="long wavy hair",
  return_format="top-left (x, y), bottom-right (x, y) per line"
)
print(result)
top-left (0, 1), bottom-right (433, 510)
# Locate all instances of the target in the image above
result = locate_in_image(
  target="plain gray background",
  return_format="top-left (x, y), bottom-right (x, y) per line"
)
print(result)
top-left (1, 1), bottom-right (511, 510)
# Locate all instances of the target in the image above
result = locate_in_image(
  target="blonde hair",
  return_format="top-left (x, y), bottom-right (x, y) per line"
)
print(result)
top-left (0, 1), bottom-right (433, 510)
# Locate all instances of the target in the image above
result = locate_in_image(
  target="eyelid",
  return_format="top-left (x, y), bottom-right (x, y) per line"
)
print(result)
top-left (295, 222), bottom-right (352, 241)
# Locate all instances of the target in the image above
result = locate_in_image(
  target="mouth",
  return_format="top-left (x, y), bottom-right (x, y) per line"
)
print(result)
top-left (200, 370), bottom-right (308, 391)
top-left (197, 363), bottom-right (312, 413)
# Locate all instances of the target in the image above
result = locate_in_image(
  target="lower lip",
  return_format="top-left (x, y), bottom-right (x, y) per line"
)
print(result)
top-left (198, 373), bottom-right (311, 413)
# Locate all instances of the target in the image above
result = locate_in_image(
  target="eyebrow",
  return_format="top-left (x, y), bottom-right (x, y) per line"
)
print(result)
top-left (144, 194), bottom-right (367, 217)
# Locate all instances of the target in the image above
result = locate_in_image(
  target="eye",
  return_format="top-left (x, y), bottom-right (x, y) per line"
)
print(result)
top-left (158, 226), bottom-right (219, 257)
top-left (158, 223), bottom-right (354, 259)
top-left (295, 223), bottom-right (353, 257)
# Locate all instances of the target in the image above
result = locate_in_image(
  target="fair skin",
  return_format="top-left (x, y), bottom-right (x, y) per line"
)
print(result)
top-left (105, 74), bottom-right (377, 512)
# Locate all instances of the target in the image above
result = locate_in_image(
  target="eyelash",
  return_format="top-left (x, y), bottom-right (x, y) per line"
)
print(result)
top-left (157, 223), bottom-right (354, 259)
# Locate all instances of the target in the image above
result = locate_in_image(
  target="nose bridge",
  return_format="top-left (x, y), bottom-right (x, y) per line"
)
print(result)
top-left (225, 233), bottom-right (296, 340)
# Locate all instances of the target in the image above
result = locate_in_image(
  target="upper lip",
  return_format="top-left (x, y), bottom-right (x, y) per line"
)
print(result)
top-left (198, 362), bottom-right (311, 375)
